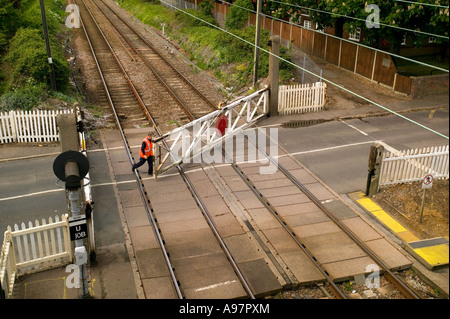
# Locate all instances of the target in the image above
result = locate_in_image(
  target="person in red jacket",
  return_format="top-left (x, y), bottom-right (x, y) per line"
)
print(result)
top-left (132, 132), bottom-right (154, 175)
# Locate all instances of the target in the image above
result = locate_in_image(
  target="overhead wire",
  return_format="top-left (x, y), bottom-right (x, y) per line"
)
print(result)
top-left (266, 0), bottom-right (449, 40)
top-left (219, 0), bottom-right (449, 73)
top-left (393, 0), bottom-right (449, 9)
top-left (158, 0), bottom-right (449, 140)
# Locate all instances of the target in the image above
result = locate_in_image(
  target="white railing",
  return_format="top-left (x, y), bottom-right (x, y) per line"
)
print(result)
top-left (0, 109), bottom-right (73, 144)
top-left (0, 215), bottom-right (72, 299)
top-left (380, 145), bottom-right (449, 186)
top-left (0, 232), bottom-right (16, 299)
top-left (278, 82), bottom-right (327, 115)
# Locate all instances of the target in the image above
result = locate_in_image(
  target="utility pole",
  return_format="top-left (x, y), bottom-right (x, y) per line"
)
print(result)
top-left (252, 0), bottom-right (262, 87)
top-left (39, 0), bottom-right (57, 91)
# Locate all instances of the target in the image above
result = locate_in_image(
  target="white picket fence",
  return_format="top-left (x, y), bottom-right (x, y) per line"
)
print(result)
top-left (0, 215), bottom-right (72, 299)
top-left (278, 82), bottom-right (327, 115)
top-left (380, 145), bottom-right (449, 186)
top-left (0, 109), bottom-right (73, 144)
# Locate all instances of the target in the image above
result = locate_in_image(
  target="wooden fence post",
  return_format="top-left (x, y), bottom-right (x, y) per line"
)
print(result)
top-left (269, 35), bottom-right (280, 117)
top-left (366, 143), bottom-right (384, 196)
top-left (9, 111), bottom-right (17, 143)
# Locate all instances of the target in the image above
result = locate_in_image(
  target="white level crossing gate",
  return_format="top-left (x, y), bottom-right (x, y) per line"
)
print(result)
top-left (154, 88), bottom-right (269, 177)
top-left (278, 82), bottom-right (326, 115)
top-left (380, 145), bottom-right (449, 186)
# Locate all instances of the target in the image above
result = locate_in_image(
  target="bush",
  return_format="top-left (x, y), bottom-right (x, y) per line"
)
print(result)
top-left (115, 0), bottom-right (295, 89)
top-left (19, 0), bottom-right (65, 36)
top-left (5, 28), bottom-right (70, 92)
top-left (175, 8), bottom-right (217, 28)
top-left (0, 81), bottom-right (46, 111)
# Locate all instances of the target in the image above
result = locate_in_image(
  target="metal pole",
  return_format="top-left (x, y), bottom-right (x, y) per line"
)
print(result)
top-left (65, 160), bottom-right (89, 299)
top-left (252, 0), bottom-right (262, 87)
top-left (68, 189), bottom-right (90, 298)
top-left (419, 189), bottom-right (426, 223)
top-left (302, 54), bottom-right (306, 84)
top-left (39, 0), bottom-right (57, 91)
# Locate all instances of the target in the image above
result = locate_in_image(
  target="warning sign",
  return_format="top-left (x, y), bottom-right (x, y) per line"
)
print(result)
top-left (422, 174), bottom-right (434, 190)
top-left (69, 215), bottom-right (88, 241)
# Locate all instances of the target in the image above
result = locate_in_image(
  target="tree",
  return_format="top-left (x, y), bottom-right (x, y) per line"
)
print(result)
top-left (225, 0), bottom-right (255, 29)
top-left (0, 0), bottom-right (20, 51)
top-left (260, 0), bottom-right (449, 51)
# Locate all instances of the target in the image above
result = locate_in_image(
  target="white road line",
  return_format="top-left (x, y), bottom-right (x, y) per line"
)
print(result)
top-left (0, 152), bottom-right (60, 163)
top-left (339, 119), bottom-right (369, 136)
top-left (285, 140), bottom-right (380, 156)
top-left (377, 141), bottom-right (400, 154)
top-left (337, 119), bottom-right (400, 154)
top-left (0, 175), bottom-right (157, 202)
top-left (0, 188), bottom-right (65, 202)
top-left (0, 139), bottom-right (399, 202)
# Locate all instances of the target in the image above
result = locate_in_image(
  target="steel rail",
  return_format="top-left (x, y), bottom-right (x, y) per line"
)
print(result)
top-left (177, 167), bottom-right (256, 299)
top-left (76, 0), bottom-right (184, 299)
top-left (98, 0), bottom-right (217, 112)
top-left (91, 0), bottom-right (216, 121)
top-left (79, 0), bottom-right (255, 299)
top-left (219, 149), bottom-right (346, 299)
top-left (88, 0), bottom-right (195, 122)
top-left (232, 164), bottom-right (346, 298)
top-left (243, 131), bottom-right (422, 299)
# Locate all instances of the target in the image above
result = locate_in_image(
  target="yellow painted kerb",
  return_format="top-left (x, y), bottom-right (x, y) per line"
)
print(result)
top-left (355, 192), bottom-right (448, 268)
top-left (414, 244), bottom-right (449, 266)
top-left (357, 196), bottom-right (409, 234)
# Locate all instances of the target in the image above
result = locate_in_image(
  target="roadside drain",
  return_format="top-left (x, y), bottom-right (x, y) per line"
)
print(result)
top-left (281, 119), bottom-right (332, 128)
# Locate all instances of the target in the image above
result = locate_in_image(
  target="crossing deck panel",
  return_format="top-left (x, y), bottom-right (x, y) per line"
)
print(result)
top-left (102, 128), bottom-right (413, 299)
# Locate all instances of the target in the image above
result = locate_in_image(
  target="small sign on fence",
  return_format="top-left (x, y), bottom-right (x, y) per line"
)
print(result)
top-left (420, 174), bottom-right (434, 223)
top-left (69, 215), bottom-right (88, 241)
top-left (422, 174), bottom-right (434, 190)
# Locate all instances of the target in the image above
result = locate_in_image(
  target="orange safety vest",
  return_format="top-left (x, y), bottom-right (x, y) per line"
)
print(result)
top-left (139, 137), bottom-right (153, 158)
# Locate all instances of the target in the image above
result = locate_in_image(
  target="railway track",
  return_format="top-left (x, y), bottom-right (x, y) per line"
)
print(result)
top-left (91, 0), bottom-right (217, 121)
top-left (78, 0), bottom-right (217, 131)
top-left (76, 0), bottom-right (255, 299)
top-left (76, 0), bottom-right (421, 299)
top-left (184, 131), bottom-right (421, 299)
top-left (224, 134), bottom-right (421, 299)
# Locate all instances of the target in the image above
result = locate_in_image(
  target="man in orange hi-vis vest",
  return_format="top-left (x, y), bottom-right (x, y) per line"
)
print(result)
top-left (132, 132), bottom-right (154, 175)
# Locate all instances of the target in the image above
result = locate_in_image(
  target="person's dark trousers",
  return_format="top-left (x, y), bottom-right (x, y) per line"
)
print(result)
top-left (132, 155), bottom-right (153, 174)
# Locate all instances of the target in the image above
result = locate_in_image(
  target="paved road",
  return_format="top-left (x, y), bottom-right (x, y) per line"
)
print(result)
top-left (0, 155), bottom-right (67, 234)
top-left (276, 108), bottom-right (449, 195)
top-left (0, 145), bottom-right (139, 299)
top-left (1, 108), bottom-right (447, 234)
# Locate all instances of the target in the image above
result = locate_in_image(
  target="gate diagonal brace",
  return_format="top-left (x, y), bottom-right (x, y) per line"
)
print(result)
top-left (154, 88), bottom-right (269, 177)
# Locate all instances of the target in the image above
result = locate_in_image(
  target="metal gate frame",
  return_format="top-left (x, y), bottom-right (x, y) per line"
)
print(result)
top-left (154, 88), bottom-right (269, 177)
